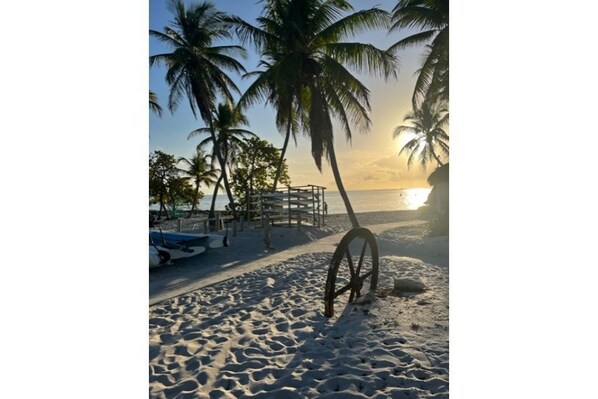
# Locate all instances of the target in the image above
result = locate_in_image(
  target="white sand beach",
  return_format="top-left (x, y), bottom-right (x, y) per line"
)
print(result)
top-left (149, 210), bottom-right (449, 398)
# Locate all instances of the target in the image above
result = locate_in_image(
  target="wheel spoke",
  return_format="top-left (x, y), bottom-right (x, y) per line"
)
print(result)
top-left (348, 287), bottom-right (356, 302)
top-left (345, 248), bottom-right (355, 277)
top-left (334, 283), bottom-right (352, 298)
top-left (361, 271), bottom-right (373, 280)
top-left (356, 240), bottom-right (368, 275)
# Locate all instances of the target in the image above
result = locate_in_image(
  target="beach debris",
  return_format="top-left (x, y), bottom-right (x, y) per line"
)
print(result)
top-left (392, 278), bottom-right (426, 296)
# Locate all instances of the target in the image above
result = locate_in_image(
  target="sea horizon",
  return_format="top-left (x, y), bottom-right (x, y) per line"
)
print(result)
top-left (150, 187), bottom-right (432, 215)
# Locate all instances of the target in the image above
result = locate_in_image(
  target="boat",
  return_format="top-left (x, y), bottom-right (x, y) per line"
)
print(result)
top-left (149, 230), bottom-right (228, 268)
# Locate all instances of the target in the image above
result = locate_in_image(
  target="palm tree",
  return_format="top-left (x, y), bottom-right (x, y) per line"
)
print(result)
top-left (393, 97), bottom-right (449, 169)
top-left (227, 2), bottom-right (303, 191)
top-left (149, 0), bottom-right (247, 220)
top-left (388, 0), bottom-right (449, 107)
top-left (230, 0), bottom-right (396, 228)
top-left (149, 90), bottom-right (163, 117)
top-left (177, 149), bottom-right (219, 216)
top-left (187, 102), bottom-right (257, 218)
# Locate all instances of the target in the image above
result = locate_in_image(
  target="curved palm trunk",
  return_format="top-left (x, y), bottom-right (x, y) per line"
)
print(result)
top-left (272, 110), bottom-right (293, 192)
top-left (209, 174), bottom-right (223, 220)
top-left (208, 123), bottom-right (238, 220)
top-left (327, 141), bottom-right (359, 229)
top-left (188, 182), bottom-right (200, 218)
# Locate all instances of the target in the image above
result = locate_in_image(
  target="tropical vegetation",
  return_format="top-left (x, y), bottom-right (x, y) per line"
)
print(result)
top-left (187, 102), bottom-right (257, 219)
top-left (149, 150), bottom-right (195, 219)
top-left (149, 0), bottom-right (247, 220)
top-left (149, 90), bottom-right (163, 117)
top-left (229, 0), bottom-right (397, 228)
top-left (392, 96), bottom-right (448, 170)
top-left (229, 137), bottom-right (290, 220)
top-left (177, 149), bottom-right (219, 217)
top-left (388, 0), bottom-right (449, 108)
top-left (150, 0), bottom-right (449, 223)
top-left (389, 0), bottom-right (449, 177)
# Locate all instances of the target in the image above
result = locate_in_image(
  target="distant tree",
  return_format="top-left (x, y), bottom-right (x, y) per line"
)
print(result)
top-left (150, 0), bottom-right (247, 220)
top-left (388, 0), bottom-right (449, 107)
top-left (187, 102), bottom-right (257, 218)
top-left (230, 137), bottom-right (290, 219)
top-left (166, 176), bottom-right (195, 217)
top-left (149, 90), bottom-right (163, 117)
top-left (393, 97), bottom-right (449, 169)
top-left (149, 150), bottom-right (180, 219)
top-left (177, 149), bottom-right (219, 217)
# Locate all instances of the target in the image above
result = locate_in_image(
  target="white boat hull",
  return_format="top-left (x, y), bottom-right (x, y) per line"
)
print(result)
top-left (149, 230), bottom-right (227, 268)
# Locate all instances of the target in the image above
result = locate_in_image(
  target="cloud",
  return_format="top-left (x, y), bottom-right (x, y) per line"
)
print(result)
top-left (334, 153), bottom-right (430, 190)
top-left (284, 146), bottom-right (431, 191)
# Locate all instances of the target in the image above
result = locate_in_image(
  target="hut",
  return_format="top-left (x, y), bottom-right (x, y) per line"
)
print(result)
top-left (426, 163), bottom-right (449, 216)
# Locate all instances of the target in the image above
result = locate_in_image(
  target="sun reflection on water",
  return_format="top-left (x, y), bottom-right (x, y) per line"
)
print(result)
top-left (403, 188), bottom-right (431, 210)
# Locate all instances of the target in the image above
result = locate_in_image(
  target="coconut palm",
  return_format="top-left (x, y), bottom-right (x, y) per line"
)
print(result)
top-left (177, 149), bottom-right (220, 216)
top-left (188, 102), bottom-right (258, 218)
top-left (393, 97), bottom-right (449, 169)
top-left (149, 90), bottom-right (163, 117)
top-left (241, 63), bottom-right (300, 192)
top-left (230, 0), bottom-right (396, 228)
top-left (388, 0), bottom-right (449, 107)
top-left (149, 0), bottom-right (247, 220)
top-left (227, 2), bottom-right (303, 191)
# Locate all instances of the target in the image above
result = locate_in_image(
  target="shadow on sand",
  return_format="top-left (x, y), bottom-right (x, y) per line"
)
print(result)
top-left (149, 228), bottom-right (449, 398)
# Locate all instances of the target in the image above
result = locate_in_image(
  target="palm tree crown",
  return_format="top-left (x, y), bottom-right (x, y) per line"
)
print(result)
top-left (389, 0), bottom-right (449, 107)
top-left (149, 0), bottom-right (248, 219)
top-left (230, 0), bottom-right (397, 227)
top-left (187, 102), bottom-right (257, 218)
top-left (188, 102), bottom-right (257, 175)
top-left (393, 98), bottom-right (449, 169)
top-left (149, 0), bottom-right (247, 121)
top-left (177, 149), bottom-right (219, 215)
top-left (232, 0), bottom-right (395, 170)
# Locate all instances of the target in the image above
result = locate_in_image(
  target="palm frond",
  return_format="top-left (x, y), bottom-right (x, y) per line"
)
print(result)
top-left (324, 42), bottom-right (397, 79)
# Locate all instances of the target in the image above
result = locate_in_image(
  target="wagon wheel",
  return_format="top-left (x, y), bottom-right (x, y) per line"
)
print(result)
top-left (324, 227), bottom-right (379, 317)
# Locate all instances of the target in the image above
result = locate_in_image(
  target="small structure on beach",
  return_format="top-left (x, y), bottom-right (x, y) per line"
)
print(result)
top-left (251, 185), bottom-right (327, 228)
top-left (425, 163), bottom-right (449, 216)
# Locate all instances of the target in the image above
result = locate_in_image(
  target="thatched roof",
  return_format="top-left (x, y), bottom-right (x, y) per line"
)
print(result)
top-left (427, 163), bottom-right (449, 186)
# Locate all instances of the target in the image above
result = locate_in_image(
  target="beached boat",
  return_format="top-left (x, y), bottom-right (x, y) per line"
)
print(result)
top-left (149, 230), bottom-right (228, 268)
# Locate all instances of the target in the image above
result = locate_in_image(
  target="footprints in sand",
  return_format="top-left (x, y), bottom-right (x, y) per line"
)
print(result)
top-left (149, 248), bottom-right (448, 398)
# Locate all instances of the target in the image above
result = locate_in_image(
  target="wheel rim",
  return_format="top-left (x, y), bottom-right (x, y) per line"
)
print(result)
top-left (324, 227), bottom-right (379, 317)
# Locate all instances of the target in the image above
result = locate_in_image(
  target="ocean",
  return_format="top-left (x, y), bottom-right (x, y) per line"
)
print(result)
top-left (151, 188), bottom-right (431, 215)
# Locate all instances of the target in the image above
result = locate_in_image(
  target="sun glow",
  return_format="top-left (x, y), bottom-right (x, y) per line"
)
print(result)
top-left (404, 187), bottom-right (431, 210)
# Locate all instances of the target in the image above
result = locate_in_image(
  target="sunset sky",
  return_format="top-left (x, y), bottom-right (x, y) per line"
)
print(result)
top-left (5, 2), bottom-right (598, 396)
top-left (149, 0), bottom-right (437, 191)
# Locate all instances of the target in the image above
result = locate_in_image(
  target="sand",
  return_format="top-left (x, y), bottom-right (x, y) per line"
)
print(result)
top-left (149, 210), bottom-right (449, 398)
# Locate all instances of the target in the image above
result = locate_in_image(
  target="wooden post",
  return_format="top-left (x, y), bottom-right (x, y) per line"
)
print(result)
top-left (288, 186), bottom-right (291, 227)
top-left (260, 193), bottom-right (264, 228)
top-left (311, 186), bottom-right (320, 226)
top-left (264, 214), bottom-right (272, 249)
top-left (215, 213), bottom-right (220, 232)
top-left (203, 220), bottom-right (208, 234)
top-left (178, 218), bottom-right (183, 232)
top-left (322, 189), bottom-right (328, 226)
